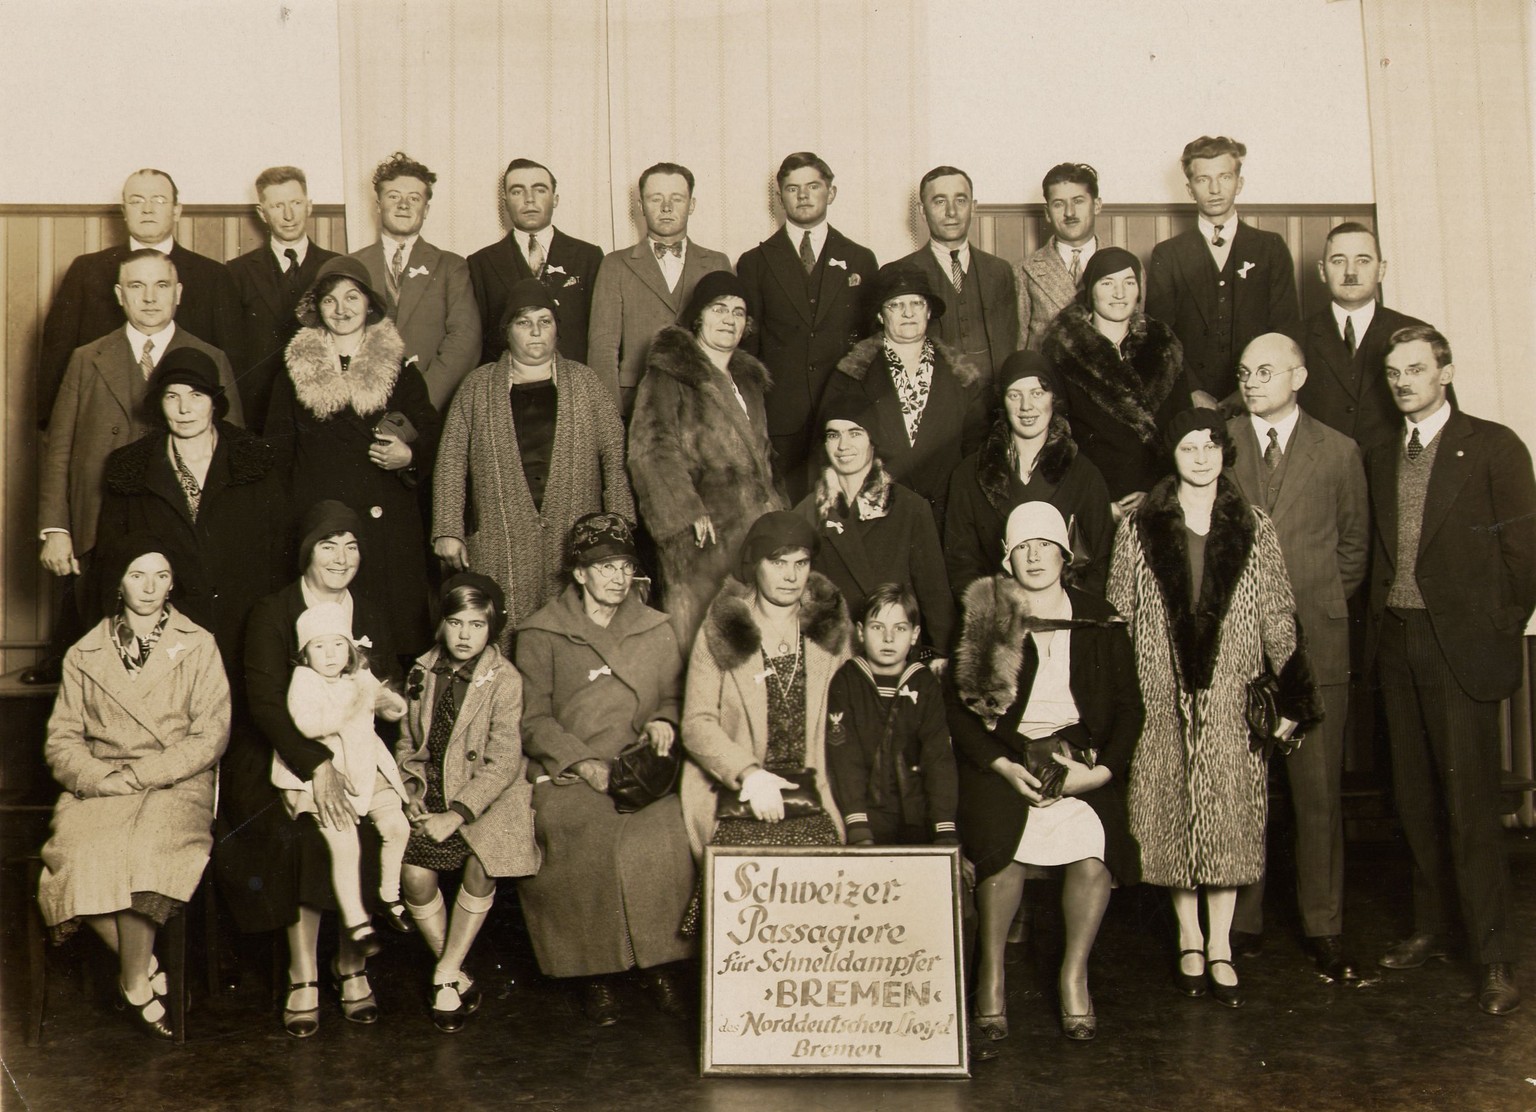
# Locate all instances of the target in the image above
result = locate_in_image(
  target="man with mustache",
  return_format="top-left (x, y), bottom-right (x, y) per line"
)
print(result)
top-left (227, 166), bottom-right (338, 430)
top-left (1365, 325), bottom-right (1536, 1016)
top-left (896, 165), bottom-right (1019, 387)
top-left (1299, 222), bottom-right (1429, 451)
top-left (351, 152), bottom-right (481, 409)
top-left (1018, 161), bottom-right (1102, 351)
top-left (468, 158), bottom-right (603, 367)
top-left (736, 152), bottom-right (878, 501)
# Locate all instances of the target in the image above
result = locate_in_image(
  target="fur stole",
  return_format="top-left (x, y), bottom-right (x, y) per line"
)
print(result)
top-left (835, 334), bottom-right (984, 391)
top-left (813, 458), bottom-right (893, 523)
top-left (701, 572), bottom-right (849, 673)
top-left (284, 320), bottom-right (406, 419)
top-left (953, 577), bottom-right (1121, 729)
top-left (1134, 474), bottom-right (1255, 692)
top-left (1043, 303), bottom-right (1184, 447)
top-left (647, 325), bottom-right (772, 398)
top-left (104, 422), bottom-right (276, 494)
top-left (974, 414), bottom-right (1077, 515)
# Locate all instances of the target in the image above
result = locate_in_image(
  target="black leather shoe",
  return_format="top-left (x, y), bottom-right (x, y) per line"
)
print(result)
top-left (1308, 935), bottom-right (1361, 982)
top-left (1174, 949), bottom-right (1207, 997)
top-left (584, 979), bottom-right (620, 1026)
top-left (19, 656), bottom-right (62, 685)
top-left (120, 981), bottom-right (175, 1041)
top-left (1207, 959), bottom-right (1245, 1008)
top-left (381, 901), bottom-right (416, 935)
top-left (646, 966), bottom-right (689, 1016)
top-left (1478, 963), bottom-right (1522, 1015)
top-left (1231, 930), bottom-right (1264, 959)
top-left (431, 980), bottom-right (468, 1032)
top-left (1378, 933), bottom-right (1448, 970)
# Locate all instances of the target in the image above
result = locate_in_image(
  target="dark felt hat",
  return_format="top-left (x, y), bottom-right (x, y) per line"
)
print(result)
top-left (995, 349), bottom-right (1064, 399)
top-left (568, 512), bottom-right (637, 567)
top-left (679, 270), bottom-right (750, 332)
top-left (441, 571), bottom-right (508, 638)
top-left (498, 278), bottom-right (560, 337)
top-left (295, 255), bottom-right (389, 328)
top-left (734, 511), bottom-right (820, 583)
top-left (146, 346), bottom-right (229, 422)
top-left (96, 529), bottom-right (182, 614)
top-left (1163, 406), bottom-right (1231, 456)
top-left (296, 499), bottom-right (364, 574)
top-left (1076, 246), bottom-right (1144, 308)
top-left (869, 263), bottom-right (945, 324)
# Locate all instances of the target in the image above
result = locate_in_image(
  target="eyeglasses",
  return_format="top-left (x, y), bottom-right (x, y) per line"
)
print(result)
top-left (588, 559), bottom-right (638, 579)
top-left (1235, 365), bottom-right (1300, 385)
top-left (125, 194), bottom-right (172, 208)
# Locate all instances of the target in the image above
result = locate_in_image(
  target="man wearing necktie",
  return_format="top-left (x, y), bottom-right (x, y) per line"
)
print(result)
top-left (228, 166), bottom-right (338, 431)
top-left (468, 158), bottom-right (604, 367)
top-left (1224, 332), bottom-right (1368, 982)
top-left (37, 249), bottom-right (245, 678)
top-left (736, 152), bottom-right (878, 500)
top-left (1298, 222), bottom-right (1430, 451)
top-left (896, 165), bottom-right (1019, 389)
top-left (588, 161), bottom-right (732, 417)
top-left (1365, 325), bottom-right (1536, 1017)
top-left (1146, 136), bottom-right (1300, 408)
top-left (1018, 162), bottom-right (1103, 351)
top-left (350, 152), bottom-right (481, 409)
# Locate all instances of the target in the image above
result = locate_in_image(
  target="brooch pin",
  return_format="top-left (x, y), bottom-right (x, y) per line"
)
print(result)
top-left (828, 258), bottom-right (847, 270)
top-left (407, 265), bottom-right (429, 278)
top-left (165, 642), bottom-right (186, 661)
top-left (848, 274), bottom-right (861, 287)
top-left (827, 520), bottom-right (844, 534)
top-left (898, 685), bottom-right (919, 704)
top-left (588, 665), bottom-right (613, 682)
top-left (356, 636), bottom-right (373, 649)
top-left (1237, 261), bottom-right (1255, 279)
top-left (829, 711), bottom-right (844, 726)
top-left (474, 669), bottom-right (496, 688)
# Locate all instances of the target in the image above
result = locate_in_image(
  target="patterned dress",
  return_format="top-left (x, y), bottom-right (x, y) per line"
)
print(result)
top-left (402, 657), bottom-right (475, 871)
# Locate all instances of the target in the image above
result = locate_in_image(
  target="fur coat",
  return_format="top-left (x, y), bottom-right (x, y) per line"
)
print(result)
top-left (947, 579), bottom-right (1142, 883)
top-left (680, 573), bottom-right (851, 858)
top-left (1107, 475), bottom-right (1323, 888)
top-left (822, 334), bottom-right (987, 520)
top-left (269, 320), bottom-right (441, 650)
top-left (1042, 303), bottom-right (1191, 500)
top-left (943, 414), bottom-right (1115, 601)
top-left (629, 326), bottom-right (783, 648)
top-left (433, 354), bottom-right (633, 644)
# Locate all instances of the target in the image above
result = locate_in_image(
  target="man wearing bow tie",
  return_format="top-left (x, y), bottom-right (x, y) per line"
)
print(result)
top-left (587, 162), bottom-right (732, 417)
top-left (736, 152), bottom-right (878, 500)
top-left (351, 152), bottom-right (480, 409)
top-left (227, 166), bottom-right (338, 430)
top-left (468, 158), bottom-right (604, 367)
top-left (1366, 325), bottom-right (1536, 1016)
top-left (1146, 135), bottom-right (1300, 405)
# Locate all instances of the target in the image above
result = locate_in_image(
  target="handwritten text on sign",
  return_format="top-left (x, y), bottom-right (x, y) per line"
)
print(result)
top-left (702, 847), bottom-right (967, 1076)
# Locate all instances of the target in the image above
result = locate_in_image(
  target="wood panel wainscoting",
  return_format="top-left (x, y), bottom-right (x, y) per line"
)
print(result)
top-left (0, 205), bottom-right (346, 675)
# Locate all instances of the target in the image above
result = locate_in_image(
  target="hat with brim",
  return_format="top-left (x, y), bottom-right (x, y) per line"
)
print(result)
top-left (295, 256), bottom-right (389, 329)
top-left (869, 263), bottom-right (945, 325)
top-left (296, 602), bottom-right (353, 650)
top-left (735, 511), bottom-right (821, 584)
top-left (680, 270), bottom-right (750, 333)
top-left (1001, 501), bottom-right (1072, 571)
top-left (146, 346), bottom-right (230, 423)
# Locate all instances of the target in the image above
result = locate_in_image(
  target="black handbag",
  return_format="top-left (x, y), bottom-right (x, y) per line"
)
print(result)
top-left (714, 768), bottom-right (824, 821)
top-left (1245, 670), bottom-right (1300, 760)
top-left (607, 737), bottom-right (682, 813)
top-left (1018, 733), bottom-right (1097, 800)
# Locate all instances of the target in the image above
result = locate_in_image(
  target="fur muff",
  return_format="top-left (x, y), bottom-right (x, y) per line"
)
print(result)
top-left (1043, 304), bottom-right (1184, 447)
top-left (283, 321), bottom-right (406, 419)
top-left (104, 422), bottom-right (275, 495)
top-left (835, 334), bottom-right (984, 392)
top-left (1135, 473), bottom-right (1255, 692)
top-left (973, 414), bottom-right (1077, 515)
top-left (700, 572), bottom-right (850, 674)
top-left (812, 457), bottom-right (893, 523)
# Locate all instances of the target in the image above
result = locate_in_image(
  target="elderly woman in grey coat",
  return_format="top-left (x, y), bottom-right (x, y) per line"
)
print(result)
top-left (38, 532), bottom-right (230, 1040)
top-left (516, 514), bottom-right (694, 1026)
top-left (434, 279), bottom-right (634, 643)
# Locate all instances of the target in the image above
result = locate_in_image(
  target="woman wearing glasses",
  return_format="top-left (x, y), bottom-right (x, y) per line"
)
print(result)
top-left (629, 271), bottom-right (783, 648)
top-left (515, 514), bottom-right (696, 1026)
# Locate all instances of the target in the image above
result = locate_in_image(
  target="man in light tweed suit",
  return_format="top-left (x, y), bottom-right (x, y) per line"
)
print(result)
top-left (1017, 162), bottom-right (1102, 350)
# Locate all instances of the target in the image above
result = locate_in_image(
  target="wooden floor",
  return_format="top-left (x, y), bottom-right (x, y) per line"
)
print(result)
top-left (2, 827), bottom-right (1533, 1112)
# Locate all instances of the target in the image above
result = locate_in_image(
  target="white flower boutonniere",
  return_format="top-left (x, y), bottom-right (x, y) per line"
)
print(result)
top-left (407, 265), bottom-right (429, 279)
top-left (826, 520), bottom-right (844, 534)
top-left (754, 668), bottom-right (775, 684)
top-left (1237, 261), bottom-right (1255, 279)
top-left (546, 264), bottom-right (567, 276)
top-left (848, 274), bottom-right (861, 287)
top-left (898, 685), bottom-right (919, 705)
top-left (165, 642), bottom-right (186, 661)
top-left (355, 636), bottom-right (373, 649)
top-left (473, 669), bottom-right (496, 688)
top-left (828, 258), bottom-right (847, 270)
top-left (587, 665), bottom-right (613, 682)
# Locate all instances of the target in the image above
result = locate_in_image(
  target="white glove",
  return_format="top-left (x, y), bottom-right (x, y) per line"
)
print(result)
top-left (738, 768), bottom-right (799, 823)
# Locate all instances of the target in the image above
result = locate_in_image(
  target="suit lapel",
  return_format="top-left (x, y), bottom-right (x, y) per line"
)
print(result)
top-left (764, 231), bottom-right (814, 325)
top-left (487, 233), bottom-right (532, 296)
top-left (1368, 441), bottom-right (1400, 571)
top-left (811, 228), bottom-right (853, 327)
top-left (96, 332), bottom-right (140, 420)
top-left (1174, 234), bottom-right (1213, 327)
top-left (250, 246), bottom-right (288, 324)
top-left (447, 649), bottom-right (504, 749)
top-left (85, 612), bottom-right (198, 740)
top-left (677, 241), bottom-right (717, 310)
top-left (1271, 413), bottom-right (1321, 524)
top-left (1024, 243), bottom-right (1076, 307)
top-left (1308, 312), bottom-right (1359, 401)
top-left (823, 512), bottom-right (881, 599)
top-left (732, 657), bottom-right (771, 757)
top-left (1419, 413), bottom-right (1475, 553)
top-left (625, 242), bottom-right (678, 311)
top-left (395, 239), bottom-right (440, 327)
top-left (1228, 418), bottom-right (1265, 506)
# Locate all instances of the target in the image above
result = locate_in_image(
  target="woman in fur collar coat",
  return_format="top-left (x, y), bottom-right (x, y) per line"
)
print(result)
top-left (268, 257), bottom-right (440, 652)
top-left (793, 405), bottom-right (954, 656)
top-left (819, 265), bottom-right (988, 527)
top-left (948, 502), bottom-right (1142, 1042)
top-left (1041, 248), bottom-right (1191, 517)
top-left (680, 513), bottom-right (851, 859)
top-left (1107, 409), bottom-right (1322, 1008)
top-left (630, 272), bottom-right (783, 648)
top-left (945, 351), bottom-right (1114, 602)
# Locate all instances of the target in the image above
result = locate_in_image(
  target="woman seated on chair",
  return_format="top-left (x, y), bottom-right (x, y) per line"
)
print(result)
top-left (36, 531), bottom-right (231, 1040)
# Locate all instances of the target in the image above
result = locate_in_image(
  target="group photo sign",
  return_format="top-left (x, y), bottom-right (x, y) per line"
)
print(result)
top-left (700, 846), bottom-right (968, 1077)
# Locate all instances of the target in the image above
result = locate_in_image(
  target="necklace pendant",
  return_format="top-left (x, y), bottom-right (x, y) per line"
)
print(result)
top-left (777, 639), bottom-right (791, 655)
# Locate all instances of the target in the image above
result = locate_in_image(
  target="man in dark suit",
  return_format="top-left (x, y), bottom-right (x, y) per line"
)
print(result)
top-left (896, 165), bottom-right (1018, 385)
top-left (1018, 161), bottom-right (1101, 350)
top-left (588, 161), bottom-right (732, 416)
top-left (351, 152), bottom-right (481, 409)
top-left (736, 152), bottom-right (878, 500)
top-left (226, 166), bottom-right (338, 431)
top-left (1299, 222), bottom-right (1427, 451)
top-left (1367, 325), bottom-right (1536, 1015)
top-left (1226, 333), bottom-right (1368, 981)
top-left (468, 158), bottom-right (603, 367)
top-left (1146, 136), bottom-right (1300, 405)
top-left (37, 167), bottom-right (241, 428)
